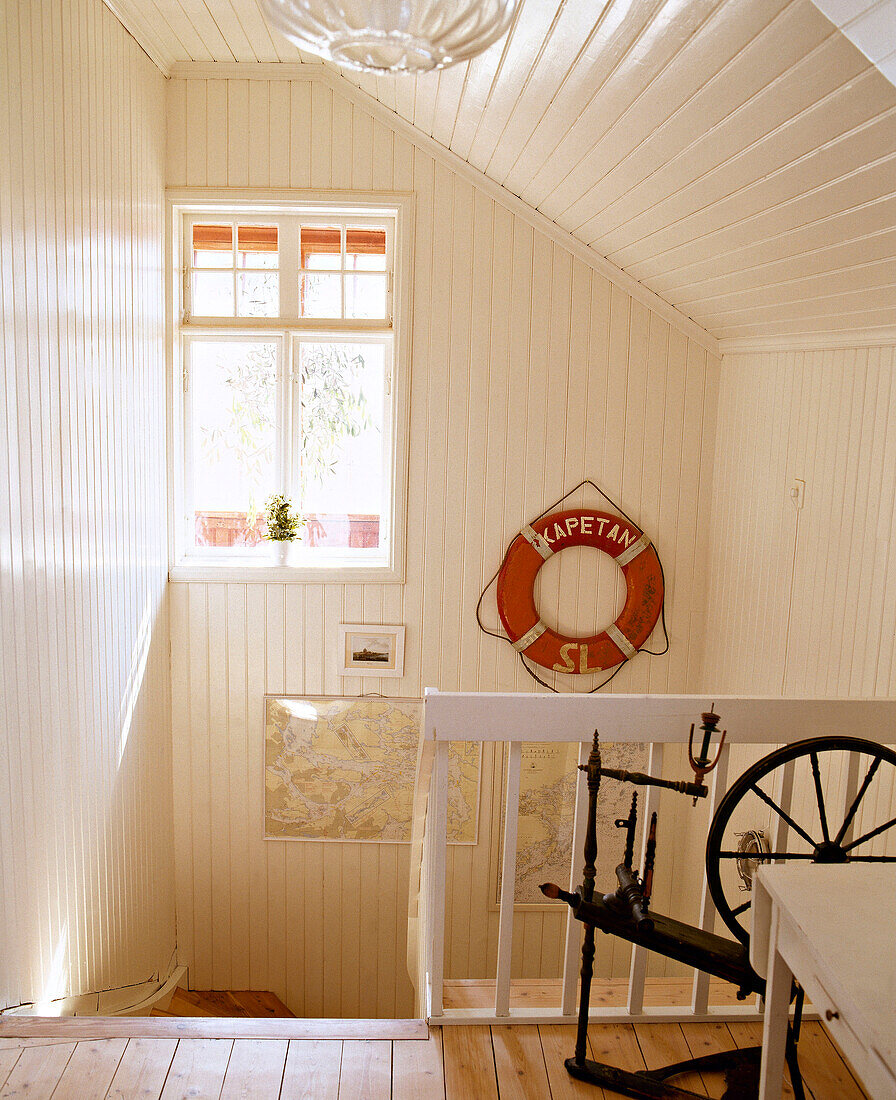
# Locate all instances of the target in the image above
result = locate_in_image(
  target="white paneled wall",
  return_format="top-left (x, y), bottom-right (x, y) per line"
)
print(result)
top-left (701, 344), bottom-right (896, 698)
top-left (0, 0), bottom-right (175, 1009)
top-left (692, 346), bottom-right (896, 915)
top-left (167, 75), bottom-right (721, 1017)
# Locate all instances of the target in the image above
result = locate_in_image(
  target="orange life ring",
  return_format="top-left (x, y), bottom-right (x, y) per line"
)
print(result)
top-left (496, 508), bottom-right (664, 674)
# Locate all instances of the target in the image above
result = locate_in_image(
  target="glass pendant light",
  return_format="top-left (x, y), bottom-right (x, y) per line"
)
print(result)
top-left (258, 0), bottom-right (520, 74)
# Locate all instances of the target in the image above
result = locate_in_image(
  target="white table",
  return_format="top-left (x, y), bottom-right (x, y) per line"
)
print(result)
top-left (750, 864), bottom-right (896, 1099)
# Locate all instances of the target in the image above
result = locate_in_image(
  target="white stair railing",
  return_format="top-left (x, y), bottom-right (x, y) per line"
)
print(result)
top-left (419, 691), bottom-right (896, 1026)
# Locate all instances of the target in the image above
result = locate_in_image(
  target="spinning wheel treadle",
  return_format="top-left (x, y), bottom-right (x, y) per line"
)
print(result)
top-left (705, 736), bottom-right (896, 947)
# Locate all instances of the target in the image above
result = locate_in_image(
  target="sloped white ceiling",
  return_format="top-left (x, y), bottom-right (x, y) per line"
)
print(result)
top-left (811, 0), bottom-right (896, 85)
top-left (107, 0), bottom-right (896, 344)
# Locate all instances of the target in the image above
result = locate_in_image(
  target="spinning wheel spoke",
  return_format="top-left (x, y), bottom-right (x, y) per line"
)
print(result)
top-left (748, 784), bottom-right (816, 847)
top-left (705, 737), bottom-right (896, 946)
top-left (843, 814), bottom-right (896, 852)
top-left (810, 751), bottom-right (830, 843)
top-left (833, 757), bottom-right (882, 846)
top-left (841, 853), bottom-right (896, 863)
top-left (716, 850), bottom-right (815, 860)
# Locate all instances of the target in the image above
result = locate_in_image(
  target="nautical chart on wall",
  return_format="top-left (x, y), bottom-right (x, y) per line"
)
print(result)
top-left (494, 740), bottom-right (647, 907)
top-left (264, 696), bottom-right (480, 843)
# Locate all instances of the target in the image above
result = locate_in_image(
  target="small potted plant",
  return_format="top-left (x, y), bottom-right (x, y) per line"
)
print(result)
top-left (264, 493), bottom-right (303, 565)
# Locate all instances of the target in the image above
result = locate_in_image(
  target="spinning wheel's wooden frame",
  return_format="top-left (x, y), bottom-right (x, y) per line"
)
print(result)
top-left (546, 733), bottom-right (896, 1097)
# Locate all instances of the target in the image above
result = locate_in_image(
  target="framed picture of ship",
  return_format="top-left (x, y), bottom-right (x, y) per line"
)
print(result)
top-left (338, 623), bottom-right (405, 678)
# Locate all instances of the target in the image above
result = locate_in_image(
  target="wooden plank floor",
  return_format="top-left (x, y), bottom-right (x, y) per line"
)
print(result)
top-left (443, 977), bottom-right (747, 1009)
top-left (151, 989), bottom-right (296, 1019)
top-left (0, 1021), bottom-right (868, 1098)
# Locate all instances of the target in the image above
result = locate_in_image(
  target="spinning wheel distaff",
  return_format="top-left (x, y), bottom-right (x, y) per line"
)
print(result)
top-left (540, 722), bottom-right (896, 1099)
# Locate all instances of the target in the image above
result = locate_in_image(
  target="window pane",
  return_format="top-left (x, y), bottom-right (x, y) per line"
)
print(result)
top-left (301, 272), bottom-right (342, 317)
top-left (190, 340), bottom-right (277, 550)
top-left (301, 226), bottom-right (341, 269)
top-left (298, 342), bottom-right (386, 551)
top-left (238, 251), bottom-right (279, 269)
top-left (346, 228), bottom-right (386, 271)
top-left (193, 223), bottom-right (232, 267)
top-left (238, 271), bottom-right (279, 317)
top-left (238, 225), bottom-right (278, 269)
top-left (192, 271), bottom-right (234, 316)
top-left (346, 274), bottom-right (387, 319)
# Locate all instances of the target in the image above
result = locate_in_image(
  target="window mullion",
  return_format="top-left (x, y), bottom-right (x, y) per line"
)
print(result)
top-left (181, 336), bottom-right (195, 543)
top-left (280, 215), bottom-right (300, 325)
top-left (290, 334), bottom-right (303, 511)
top-left (386, 221), bottom-right (394, 326)
top-left (281, 333), bottom-right (293, 499)
top-left (231, 219), bottom-right (238, 317)
top-left (340, 224), bottom-right (346, 319)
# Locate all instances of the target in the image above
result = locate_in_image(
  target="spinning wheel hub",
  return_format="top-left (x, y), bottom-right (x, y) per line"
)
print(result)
top-left (813, 840), bottom-right (849, 863)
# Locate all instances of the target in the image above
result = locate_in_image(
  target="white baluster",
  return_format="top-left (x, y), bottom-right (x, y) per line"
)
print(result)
top-left (495, 741), bottom-right (522, 1018)
top-left (428, 739), bottom-right (449, 1017)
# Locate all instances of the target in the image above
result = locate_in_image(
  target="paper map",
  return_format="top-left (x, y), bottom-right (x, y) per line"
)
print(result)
top-left (265, 696), bottom-right (479, 842)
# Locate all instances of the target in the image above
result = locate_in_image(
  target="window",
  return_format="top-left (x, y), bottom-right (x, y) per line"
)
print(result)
top-left (170, 197), bottom-right (410, 580)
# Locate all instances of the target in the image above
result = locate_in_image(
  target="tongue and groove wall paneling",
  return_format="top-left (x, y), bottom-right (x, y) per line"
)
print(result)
top-left (701, 344), bottom-right (896, 698)
top-left (0, 0), bottom-right (175, 1011)
top-left (695, 345), bottom-right (896, 903)
top-left (166, 74), bottom-right (720, 1015)
top-left (785, 348), bottom-right (896, 697)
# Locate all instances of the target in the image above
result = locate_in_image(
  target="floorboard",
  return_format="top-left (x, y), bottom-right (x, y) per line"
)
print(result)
top-left (726, 1019), bottom-right (869, 1099)
top-left (491, 1025), bottom-right (552, 1100)
top-left (155, 989), bottom-right (296, 1019)
top-left (280, 1039), bottom-right (342, 1100)
top-left (159, 1037), bottom-right (233, 1099)
top-left (106, 1038), bottom-right (179, 1099)
top-left (50, 1038), bottom-right (128, 1100)
top-left (0, 1042), bottom-right (76, 1099)
top-left (795, 1022), bottom-right (869, 1100)
top-left (338, 1040), bottom-right (391, 1100)
top-left (220, 1038), bottom-right (289, 1099)
top-left (0, 1049), bottom-right (22, 1091)
top-left (391, 1029), bottom-right (444, 1100)
top-left (442, 1025), bottom-right (499, 1100)
top-left (538, 1024), bottom-right (605, 1100)
top-left (635, 1023), bottom-right (706, 1095)
top-left (679, 1021), bottom-right (740, 1098)
top-left (0, 1018), bottom-right (872, 1098)
top-left (443, 978), bottom-right (744, 1009)
top-left (587, 1022), bottom-right (648, 1100)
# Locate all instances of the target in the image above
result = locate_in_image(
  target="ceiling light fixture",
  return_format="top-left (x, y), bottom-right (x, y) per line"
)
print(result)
top-left (258, 0), bottom-right (520, 74)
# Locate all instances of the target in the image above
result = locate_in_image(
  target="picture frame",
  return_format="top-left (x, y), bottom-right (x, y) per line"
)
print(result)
top-left (338, 623), bottom-right (405, 678)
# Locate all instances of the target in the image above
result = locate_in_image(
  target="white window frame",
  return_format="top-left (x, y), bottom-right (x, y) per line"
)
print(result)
top-left (166, 189), bottom-right (413, 584)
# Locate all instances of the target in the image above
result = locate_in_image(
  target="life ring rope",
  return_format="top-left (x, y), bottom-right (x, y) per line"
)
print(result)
top-left (475, 479), bottom-right (669, 693)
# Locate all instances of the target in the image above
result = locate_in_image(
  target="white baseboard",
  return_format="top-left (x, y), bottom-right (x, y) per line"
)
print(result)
top-left (1, 965), bottom-right (188, 1018)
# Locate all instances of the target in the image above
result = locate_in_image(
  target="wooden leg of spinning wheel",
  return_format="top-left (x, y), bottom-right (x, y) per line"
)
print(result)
top-left (574, 923), bottom-right (596, 1065)
top-left (785, 1028), bottom-right (806, 1100)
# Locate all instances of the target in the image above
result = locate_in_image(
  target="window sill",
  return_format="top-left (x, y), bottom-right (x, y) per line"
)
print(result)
top-left (169, 559), bottom-right (403, 584)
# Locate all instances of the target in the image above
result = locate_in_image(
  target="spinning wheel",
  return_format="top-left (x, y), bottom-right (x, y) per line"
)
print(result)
top-left (706, 736), bottom-right (896, 946)
top-left (544, 729), bottom-right (896, 1098)
top-left (543, 726), bottom-right (896, 1095)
